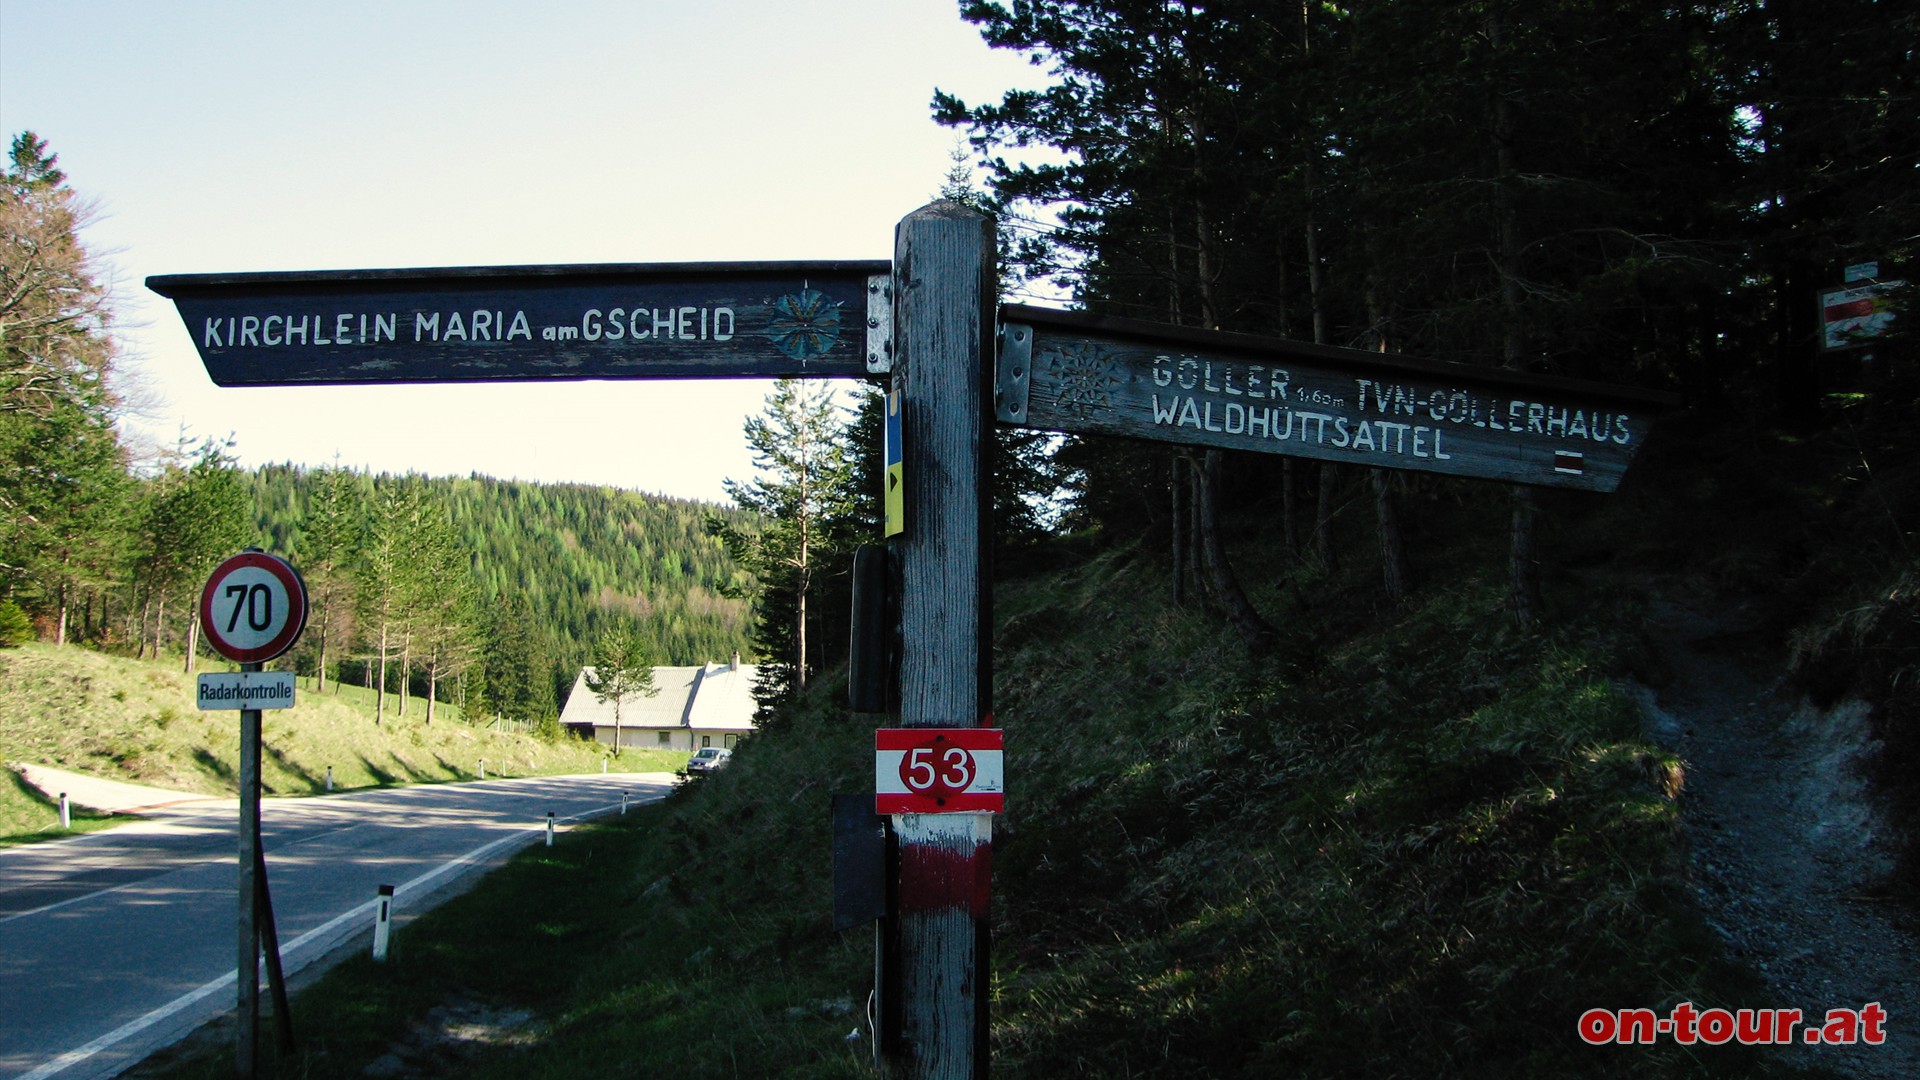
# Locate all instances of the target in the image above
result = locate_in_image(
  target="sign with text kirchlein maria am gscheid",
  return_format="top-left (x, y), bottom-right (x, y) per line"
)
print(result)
top-left (147, 261), bottom-right (891, 386)
top-left (995, 305), bottom-right (1679, 493)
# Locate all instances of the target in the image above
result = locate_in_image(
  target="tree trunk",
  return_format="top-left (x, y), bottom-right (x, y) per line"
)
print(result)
top-left (1510, 486), bottom-right (1542, 631)
top-left (375, 625), bottom-right (389, 726)
top-left (795, 573), bottom-right (809, 692)
top-left (396, 626), bottom-right (410, 717)
top-left (1313, 463), bottom-right (1340, 572)
top-left (183, 609), bottom-right (198, 674)
top-left (1371, 470), bottom-right (1409, 604)
top-left (1281, 460), bottom-right (1299, 556)
top-left (1171, 456), bottom-right (1190, 607)
top-left (1490, 9), bottom-right (1543, 632)
top-left (1196, 450), bottom-right (1277, 654)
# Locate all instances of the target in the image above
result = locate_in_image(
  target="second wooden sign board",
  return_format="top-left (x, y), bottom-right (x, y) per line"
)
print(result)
top-left (995, 305), bottom-right (1680, 492)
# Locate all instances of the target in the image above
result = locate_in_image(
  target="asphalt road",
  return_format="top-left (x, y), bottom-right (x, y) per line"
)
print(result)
top-left (0, 773), bottom-right (674, 1080)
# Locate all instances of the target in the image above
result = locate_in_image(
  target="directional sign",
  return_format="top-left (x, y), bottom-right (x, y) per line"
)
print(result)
top-left (199, 551), bottom-right (308, 663)
top-left (876, 728), bottom-right (1004, 815)
top-left (197, 670), bottom-right (297, 710)
top-left (148, 261), bottom-right (890, 386)
top-left (995, 306), bottom-right (1680, 493)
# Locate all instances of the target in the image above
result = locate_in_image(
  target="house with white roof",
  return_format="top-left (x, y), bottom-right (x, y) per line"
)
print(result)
top-left (560, 653), bottom-right (760, 752)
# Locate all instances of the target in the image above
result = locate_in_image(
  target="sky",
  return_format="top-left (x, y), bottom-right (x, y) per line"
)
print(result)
top-left (0, 0), bottom-right (1050, 505)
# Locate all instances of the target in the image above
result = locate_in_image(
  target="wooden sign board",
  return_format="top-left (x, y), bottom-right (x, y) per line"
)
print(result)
top-left (995, 306), bottom-right (1680, 493)
top-left (148, 261), bottom-right (890, 386)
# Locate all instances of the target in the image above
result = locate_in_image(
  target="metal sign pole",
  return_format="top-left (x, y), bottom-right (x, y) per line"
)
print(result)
top-left (883, 202), bottom-right (996, 1079)
top-left (236, 661), bottom-right (261, 1078)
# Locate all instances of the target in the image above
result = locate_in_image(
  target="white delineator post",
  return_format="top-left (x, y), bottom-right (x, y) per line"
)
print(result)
top-left (58, 792), bottom-right (70, 830)
top-left (372, 884), bottom-right (395, 962)
top-left (546, 811), bottom-right (555, 847)
top-left (882, 201), bottom-right (996, 1080)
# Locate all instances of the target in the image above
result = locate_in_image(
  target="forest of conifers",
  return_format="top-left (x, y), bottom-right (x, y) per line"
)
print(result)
top-left (922, 0), bottom-right (1912, 640)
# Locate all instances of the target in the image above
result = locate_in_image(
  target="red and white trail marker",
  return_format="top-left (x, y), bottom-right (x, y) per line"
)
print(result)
top-left (876, 728), bottom-right (1004, 815)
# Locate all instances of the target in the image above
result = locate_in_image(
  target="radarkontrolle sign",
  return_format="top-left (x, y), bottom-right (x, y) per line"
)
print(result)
top-left (995, 305), bottom-right (1681, 493)
top-left (147, 261), bottom-right (890, 386)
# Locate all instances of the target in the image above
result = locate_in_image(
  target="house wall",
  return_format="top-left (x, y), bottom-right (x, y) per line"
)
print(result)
top-left (592, 727), bottom-right (748, 752)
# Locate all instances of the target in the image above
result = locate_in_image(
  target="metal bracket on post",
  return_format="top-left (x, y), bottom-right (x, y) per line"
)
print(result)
top-left (994, 321), bottom-right (1033, 426)
top-left (866, 275), bottom-right (894, 374)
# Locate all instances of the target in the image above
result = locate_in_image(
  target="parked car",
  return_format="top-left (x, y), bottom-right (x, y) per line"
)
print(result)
top-left (685, 746), bottom-right (732, 774)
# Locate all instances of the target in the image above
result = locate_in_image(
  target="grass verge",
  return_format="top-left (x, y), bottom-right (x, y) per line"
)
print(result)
top-left (130, 531), bottom-right (1818, 1078)
top-left (0, 644), bottom-right (678, 842)
top-left (134, 800), bottom-right (876, 1080)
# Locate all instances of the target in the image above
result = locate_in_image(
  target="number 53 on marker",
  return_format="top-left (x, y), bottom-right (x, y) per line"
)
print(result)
top-left (875, 728), bottom-right (1004, 814)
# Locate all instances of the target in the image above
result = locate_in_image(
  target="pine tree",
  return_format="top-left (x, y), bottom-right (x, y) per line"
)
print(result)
top-left (298, 463), bottom-right (364, 693)
top-left (713, 379), bottom-right (854, 703)
top-left (476, 589), bottom-right (554, 725)
top-left (410, 502), bottom-right (479, 724)
top-left (361, 478), bottom-right (426, 724)
top-left (583, 623), bottom-right (657, 755)
top-left (129, 435), bottom-right (249, 667)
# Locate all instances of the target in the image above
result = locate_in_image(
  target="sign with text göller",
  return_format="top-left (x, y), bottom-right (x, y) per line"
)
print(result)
top-left (996, 306), bottom-right (1681, 493)
top-left (147, 261), bottom-right (890, 386)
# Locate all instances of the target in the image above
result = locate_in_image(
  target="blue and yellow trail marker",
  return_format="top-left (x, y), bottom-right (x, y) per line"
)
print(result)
top-left (885, 388), bottom-right (904, 537)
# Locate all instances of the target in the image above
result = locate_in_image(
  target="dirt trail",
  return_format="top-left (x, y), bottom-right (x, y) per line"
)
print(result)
top-left (1625, 601), bottom-right (1919, 1078)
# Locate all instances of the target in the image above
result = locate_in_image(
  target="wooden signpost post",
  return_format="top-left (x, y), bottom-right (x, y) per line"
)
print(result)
top-left (154, 203), bottom-right (1671, 1080)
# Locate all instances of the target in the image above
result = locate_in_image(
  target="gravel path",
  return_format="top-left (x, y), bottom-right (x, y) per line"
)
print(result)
top-left (1627, 601), bottom-right (1919, 1078)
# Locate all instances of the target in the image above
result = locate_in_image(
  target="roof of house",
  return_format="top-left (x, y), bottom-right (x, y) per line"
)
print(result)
top-left (560, 659), bottom-right (760, 733)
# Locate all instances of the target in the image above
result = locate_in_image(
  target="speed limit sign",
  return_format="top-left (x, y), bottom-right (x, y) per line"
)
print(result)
top-left (199, 550), bottom-right (308, 663)
top-left (875, 728), bottom-right (1004, 814)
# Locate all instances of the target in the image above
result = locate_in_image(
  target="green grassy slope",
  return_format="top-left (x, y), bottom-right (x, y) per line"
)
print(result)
top-left (0, 645), bottom-right (681, 842)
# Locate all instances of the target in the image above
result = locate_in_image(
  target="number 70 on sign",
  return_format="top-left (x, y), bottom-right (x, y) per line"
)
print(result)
top-left (875, 729), bottom-right (1004, 814)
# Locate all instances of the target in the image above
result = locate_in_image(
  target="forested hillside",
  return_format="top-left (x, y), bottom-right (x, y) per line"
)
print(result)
top-left (247, 467), bottom-right (759, 717)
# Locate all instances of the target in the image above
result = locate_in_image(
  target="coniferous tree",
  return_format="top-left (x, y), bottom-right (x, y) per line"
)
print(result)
top-left (713, 379), bottom-right (854, 705)
top-left (476, 589), bottom-right (554, 726)
top-left (0, 132), bottom-right (130, 635)
top-left (297, 463), bottom-right (364, 693)
top-left (940, 0), bottom-right (1778, 631)
top-left (361, 478), bottom-right (425, 724)
top-left (583, 623), bottom-right (657, 755)
top-left (129, 435), bottom-right (249, 667)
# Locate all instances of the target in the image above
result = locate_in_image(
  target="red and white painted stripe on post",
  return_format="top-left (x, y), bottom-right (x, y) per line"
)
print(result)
top-left (875, 728), bottom-right (1004, 815)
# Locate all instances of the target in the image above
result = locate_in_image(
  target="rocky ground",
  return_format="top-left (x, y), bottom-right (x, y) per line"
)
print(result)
top-left (1628, 600), bottom-right (1919, 1079)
